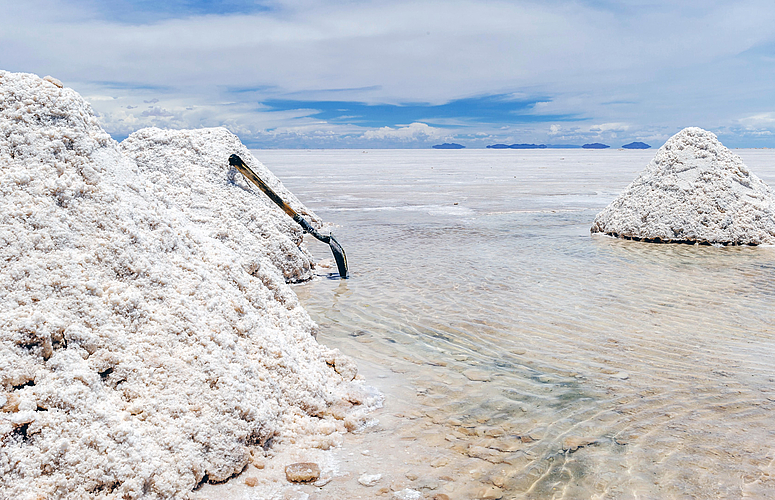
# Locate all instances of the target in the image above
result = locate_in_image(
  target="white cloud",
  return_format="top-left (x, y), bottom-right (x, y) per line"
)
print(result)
top-left (3, 0), bottom-right (775, 146)
top-left (589, 123), bottom-right (630, 132)
top-left (140, 106), bottom-right (174, 117)
top-left (739, 112), bottom-right (775, 128)
top-left (361, 122), bottom-right (445, 142)
top-left (84, 95), bottom-right (118, 102)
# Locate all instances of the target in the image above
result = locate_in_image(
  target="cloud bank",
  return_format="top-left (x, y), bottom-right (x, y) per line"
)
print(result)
top-left (3, 0), bottom-right (775, 147)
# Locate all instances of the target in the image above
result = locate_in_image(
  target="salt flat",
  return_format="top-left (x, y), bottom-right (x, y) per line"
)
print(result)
top-left (244, 147), bottom-right (775, 499)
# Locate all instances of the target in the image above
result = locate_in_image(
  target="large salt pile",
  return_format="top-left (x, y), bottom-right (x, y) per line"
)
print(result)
top-left (591, 127), bottom-right (775, 245)
top-left (120, 127), bottom-right (320, 283)
top-left (0, 71), bottom-right (372, 499)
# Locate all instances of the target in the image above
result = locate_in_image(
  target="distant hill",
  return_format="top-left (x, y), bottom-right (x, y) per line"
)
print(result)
top-left (621, 141), bottom-right (651, 149)
top-left (582, 143), bottom-right (610, 149)
top-left (487, 143), bottom-right (547, 149)
top-left (432, 143), bottom-right (465, 149)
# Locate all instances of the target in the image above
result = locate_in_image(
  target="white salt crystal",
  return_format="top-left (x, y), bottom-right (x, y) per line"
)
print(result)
top-left (357, 472), bottom-right (382, 486)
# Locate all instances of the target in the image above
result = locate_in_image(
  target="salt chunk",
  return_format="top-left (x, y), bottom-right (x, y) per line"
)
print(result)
top-left (285, 462), bottom-right (321, 483)
top-left (392, 488), bottom-right (424, 500)
top-left (334, 355), bottom-right (358, 381)
top-left (358, 473), bottom-right (382, 486)
top-left (43, 75), bottom-right (63, 88)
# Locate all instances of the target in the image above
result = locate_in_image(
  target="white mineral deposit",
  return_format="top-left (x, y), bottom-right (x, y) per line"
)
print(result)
top-left (0, 71), bottom-right (379, 499)
top-left (592, 127), bottom-right (775, 245)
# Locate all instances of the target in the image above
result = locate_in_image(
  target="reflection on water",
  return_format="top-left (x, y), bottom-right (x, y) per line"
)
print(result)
top-left (260, 149), bottom-right (775, 499)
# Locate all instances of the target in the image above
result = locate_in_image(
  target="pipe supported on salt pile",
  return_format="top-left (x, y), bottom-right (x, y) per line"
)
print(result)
top-left (229, 154), bottom-right (349, 279)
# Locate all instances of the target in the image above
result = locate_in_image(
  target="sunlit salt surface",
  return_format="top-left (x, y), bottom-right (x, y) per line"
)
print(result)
top-left (256, 149), bottom-right (775, 499)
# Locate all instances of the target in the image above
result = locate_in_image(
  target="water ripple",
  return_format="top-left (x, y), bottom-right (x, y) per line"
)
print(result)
top-left (260, 149), bottom-right (775, 499)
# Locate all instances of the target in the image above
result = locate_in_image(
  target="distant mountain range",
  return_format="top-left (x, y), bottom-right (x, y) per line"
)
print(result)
top-left (433, 141), bottom-right (652, 149)
top-left (621, 141), bottom-right (651, 149)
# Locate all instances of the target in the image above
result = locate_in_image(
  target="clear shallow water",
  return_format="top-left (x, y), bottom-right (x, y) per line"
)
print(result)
top-left (258, 149), bottom-right (775, 499)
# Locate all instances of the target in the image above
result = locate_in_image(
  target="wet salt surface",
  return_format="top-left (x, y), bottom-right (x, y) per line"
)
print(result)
top-left (242, 149), bottom-right (775, 499)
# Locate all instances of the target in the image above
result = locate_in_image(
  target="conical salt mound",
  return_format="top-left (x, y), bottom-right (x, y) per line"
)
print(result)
top-left (591, 127), bottom-right (775, 245)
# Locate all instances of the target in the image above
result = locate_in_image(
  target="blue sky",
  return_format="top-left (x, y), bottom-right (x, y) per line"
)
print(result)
top-left (3, 0), bottom-right (775, 148)
top-left (257, 95), bottom-right (577, 127)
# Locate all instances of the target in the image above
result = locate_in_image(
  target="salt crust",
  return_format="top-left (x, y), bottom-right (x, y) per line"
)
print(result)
top-left (0, 71), bottom-right (375, 499)
top-left (592, 127), bottom-right (775, 245)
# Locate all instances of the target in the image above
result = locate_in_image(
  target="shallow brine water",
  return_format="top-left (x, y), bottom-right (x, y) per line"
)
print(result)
top-left (259, 149), bottom-right (775, 499)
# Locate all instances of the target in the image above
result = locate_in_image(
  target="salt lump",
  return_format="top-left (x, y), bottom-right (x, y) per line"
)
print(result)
top-left (592, 127), bottom-right (775, 245)
top-left (0, 71), bottom-right (374, 499)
